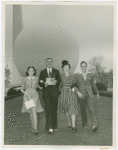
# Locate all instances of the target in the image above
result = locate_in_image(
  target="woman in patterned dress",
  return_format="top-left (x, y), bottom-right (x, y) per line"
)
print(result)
top-left (21, 66), bottom-right (44, 134)
top-left (60, 60), bottom-right (78, 132)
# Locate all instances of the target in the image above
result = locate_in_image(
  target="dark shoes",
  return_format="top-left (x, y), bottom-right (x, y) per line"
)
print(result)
top-left (68, 125), bottom-right (98, 133)
top-left (92, 126), bottom-right (98, 132)
top-left (68, 126), bottom-right (77, 133)
top-left (72, 127), bottom-right (77, 133)
top-left (33, 129), bottom-right (39, 135)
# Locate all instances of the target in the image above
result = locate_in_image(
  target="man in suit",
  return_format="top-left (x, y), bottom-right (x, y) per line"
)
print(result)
top-left (71, 61), bottom-right (100, 132)
top-left (39, 58), bottom-right (61, 134)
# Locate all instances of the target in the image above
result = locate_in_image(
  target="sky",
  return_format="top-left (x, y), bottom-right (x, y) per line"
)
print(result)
top-left (22, 5), bottom-right (114, 72)
top-left (5, 4), bottom-right (114, 78)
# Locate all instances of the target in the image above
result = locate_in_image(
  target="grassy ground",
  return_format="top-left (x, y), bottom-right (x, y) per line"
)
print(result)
top-left (4, 92), bottom-right (112, 146)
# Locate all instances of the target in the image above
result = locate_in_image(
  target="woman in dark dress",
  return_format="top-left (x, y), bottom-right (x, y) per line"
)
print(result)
top-left (60, 60), bottom-right (78, 132)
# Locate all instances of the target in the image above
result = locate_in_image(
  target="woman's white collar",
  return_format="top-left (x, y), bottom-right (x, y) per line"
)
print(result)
top-left (79, 71), bottom-right (90, 74)
top-left (28, 76), bottom-right (35, 79)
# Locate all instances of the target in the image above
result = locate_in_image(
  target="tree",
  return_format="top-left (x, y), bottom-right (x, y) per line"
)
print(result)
top-left (107, 69), bottom-right (113, 87)
top-left (88, 56), bottom-right (113, 87)
top-left (108, 69), bottom-right (113, 76)
top-left (88, 55), bottom-right (106, 82)
top-left (5, 65), bottom-right (11, 88)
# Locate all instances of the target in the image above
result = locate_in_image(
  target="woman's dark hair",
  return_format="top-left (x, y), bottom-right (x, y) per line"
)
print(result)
top-left (26, 66), bottom-right (36, 76)
top-left (62, 60), bottom-right (71, 69)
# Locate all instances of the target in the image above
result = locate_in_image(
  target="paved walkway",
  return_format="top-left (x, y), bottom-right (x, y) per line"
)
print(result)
top-left (4, 93), bottom-right (112, 145)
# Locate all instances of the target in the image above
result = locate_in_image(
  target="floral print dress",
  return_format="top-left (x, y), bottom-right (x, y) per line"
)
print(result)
top-left (21, 76), bottom-right (44, 113)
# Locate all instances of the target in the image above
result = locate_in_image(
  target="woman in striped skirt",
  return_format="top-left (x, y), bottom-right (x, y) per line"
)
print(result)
top-left (60, 60), bottom-right (78, 132)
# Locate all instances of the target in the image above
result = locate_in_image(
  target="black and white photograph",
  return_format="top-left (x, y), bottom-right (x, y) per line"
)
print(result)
top-left (2, 1), bottom-right (117, 148)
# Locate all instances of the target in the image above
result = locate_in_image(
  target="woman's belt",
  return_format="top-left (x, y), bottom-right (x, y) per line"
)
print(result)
top-left (26, 88), bottom-right (36, 90)
top-left (63, 85), bottom-right (70, 88)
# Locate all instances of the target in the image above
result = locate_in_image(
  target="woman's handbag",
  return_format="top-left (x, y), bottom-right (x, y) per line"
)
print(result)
top-left (24, 95), bottom-right (35, 110)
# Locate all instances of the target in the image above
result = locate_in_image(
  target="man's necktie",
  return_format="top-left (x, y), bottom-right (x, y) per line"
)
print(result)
top-left (49, 68), bottom-right (52, 77)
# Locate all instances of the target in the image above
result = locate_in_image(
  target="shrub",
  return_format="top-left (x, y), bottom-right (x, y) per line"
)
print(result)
top-left (99, 91), bottom-right (112, 97)
top-left (7, 86), bottom-right (22, 96)
top-left (95, 82), bottom-right (107, 91)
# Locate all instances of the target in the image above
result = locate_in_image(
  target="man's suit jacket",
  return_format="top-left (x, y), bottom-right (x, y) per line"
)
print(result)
top-left (71, 72), bottom-right (99, 99)
top-left (39, 68), bottom-right (61, 98)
